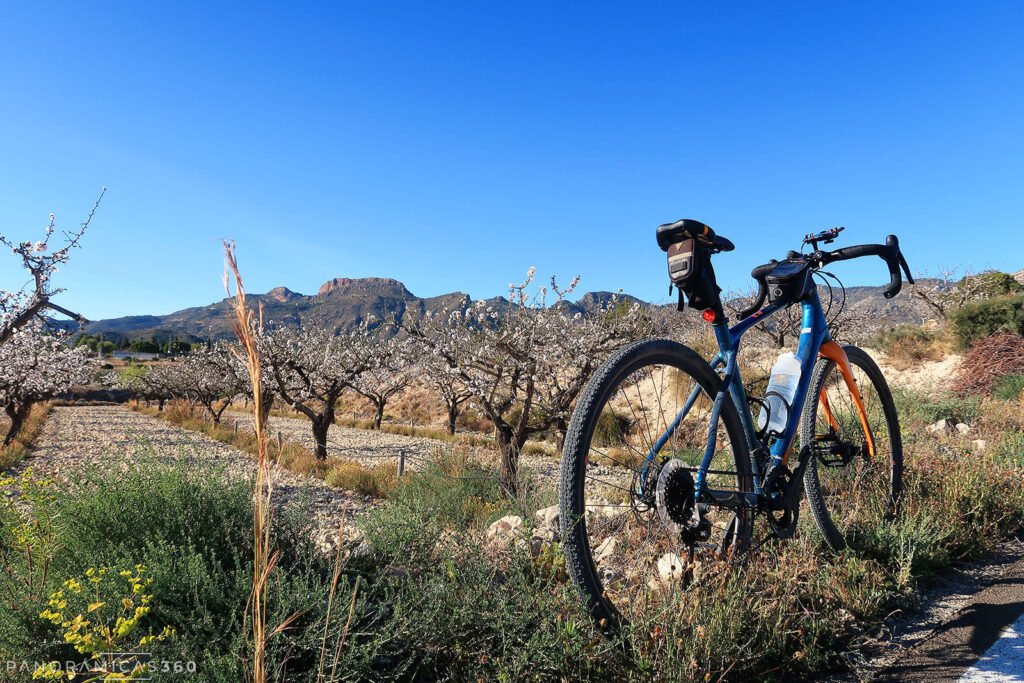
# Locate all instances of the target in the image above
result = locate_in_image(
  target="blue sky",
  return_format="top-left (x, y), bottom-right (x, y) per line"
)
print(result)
top-left (1, 2), bottom-right (1022, 320)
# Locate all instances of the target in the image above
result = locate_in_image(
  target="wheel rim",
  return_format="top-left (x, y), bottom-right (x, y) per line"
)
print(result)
top-left (574, 358), bottom-right (750, 614)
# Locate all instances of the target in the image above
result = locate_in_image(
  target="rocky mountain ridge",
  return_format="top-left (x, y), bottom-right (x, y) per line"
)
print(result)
top-left (82, 275), bottom-right (938, 345)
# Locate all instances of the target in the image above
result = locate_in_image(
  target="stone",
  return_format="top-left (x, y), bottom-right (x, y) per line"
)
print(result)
top-left (486, 515), bottom-right (524, 545)
top-left (926, 419), bottom-right (954, 436)
top-left (956, 423), bottom-right (971, 435)
top-left (534, 504), bottom-right (560, 530)
top-left (598, 566), bottom-right (624, 587)
top-left (349, 541), bottom-right (373, 559)
top-left (384, 565), bottom-right (410, 581)
top-left (533, 525), bottom-right (559, 544)
top-left (594, 536), bottom-right (618, 562)
top-left (973, 439), bottom-right (988, 452)
top-left (657, 552), bottom-right (686, 584)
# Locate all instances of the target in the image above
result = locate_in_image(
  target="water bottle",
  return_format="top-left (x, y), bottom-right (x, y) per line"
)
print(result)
top-left (758, 352), bottom-right (802, 435)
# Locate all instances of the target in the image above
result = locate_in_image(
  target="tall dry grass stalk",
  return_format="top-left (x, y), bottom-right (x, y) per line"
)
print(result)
top-left (223, 241), bottom-right (277, 683)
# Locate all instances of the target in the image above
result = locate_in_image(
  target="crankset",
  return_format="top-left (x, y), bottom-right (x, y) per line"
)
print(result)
top-left (762, 446), bottom-right (813, 539)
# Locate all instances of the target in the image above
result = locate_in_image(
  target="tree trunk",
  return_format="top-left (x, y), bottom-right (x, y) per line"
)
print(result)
top-left (257, 388), bottom-right (274, 431)
top-left (446, 401), bottom-right (458, 435)
top-left (373, 400), bottom-right (385, 430)
top-left (311, 410), bottom-right (333, 460)
top-left (554, 417), bottom-right (568, 453)
top-left (3, 402), bottom-right (32, 446)
top-left (213, 399), bottom-right (231, 426)
top-left (494, 424), bottom-right (520, 497)
top-left (157, 398), bottom-right (165, 411)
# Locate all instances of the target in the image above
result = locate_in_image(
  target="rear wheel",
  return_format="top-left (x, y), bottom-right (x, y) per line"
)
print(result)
top-left (800, 345), bottom-right (903, 551)
top-left (558, 338), bottom-right (754, 627)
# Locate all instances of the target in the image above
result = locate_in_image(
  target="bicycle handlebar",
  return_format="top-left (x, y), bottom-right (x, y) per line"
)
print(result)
top-left (818, 234), bottom-right (914, 299)
top-left (737, 234), bottom-right (914, 320)
top-left (737, 261), bottom-right (776, 320)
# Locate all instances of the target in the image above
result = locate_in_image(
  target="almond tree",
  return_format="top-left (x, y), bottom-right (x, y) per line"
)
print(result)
top-left (227, 331), bottom-right (277, 430)
top-left (0, 323), bottom-right (91, 444)
top-left (133, 365), bottom-right (178, 411)
top-left (172, 342), bottom-right (248, 424)
top-left (0, 191), bottom-right (104, 346)
top-left (406, 269), bottom-right (652, 496)
top-left (347, 326), bottom-right (420, 429)
top-left (420, 351), bottom-right (473, 435)
top-left (258, 324), bottom-right (367, 459)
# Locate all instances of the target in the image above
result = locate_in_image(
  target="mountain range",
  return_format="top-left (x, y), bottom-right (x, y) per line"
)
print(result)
top-left (79, 275), bottom-right (937, 345)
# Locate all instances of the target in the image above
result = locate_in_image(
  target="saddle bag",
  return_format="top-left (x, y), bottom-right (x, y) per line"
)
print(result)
top-left (667, 238), bottom-right (720, 311)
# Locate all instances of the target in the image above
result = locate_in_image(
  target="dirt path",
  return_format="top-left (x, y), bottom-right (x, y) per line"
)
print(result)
top-left (871, 541), bottom-right (1024, 681)
top-left (4, 405), bottom-right (373, 551)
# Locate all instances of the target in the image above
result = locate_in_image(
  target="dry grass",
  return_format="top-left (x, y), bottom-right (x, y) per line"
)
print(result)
top-left (326, 461), bottom-right (398, 498)
top-left (388, 385), bottom-right (445, 423)
top-left (872, 324), bottom-right (955, 371)
top-left (130, 401), bottom-right (395, 499)
top-left (0, 402), bottom-right (53, 470)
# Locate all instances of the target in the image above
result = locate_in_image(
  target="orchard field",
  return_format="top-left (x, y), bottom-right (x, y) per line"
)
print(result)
top-left (3, 222), bottom-right (1024, 681)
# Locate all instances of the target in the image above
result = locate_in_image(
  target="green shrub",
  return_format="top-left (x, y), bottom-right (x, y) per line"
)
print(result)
top-left (0, 459), bottom-right (342, 682)
top-left (949, 294), bottom-right (1024, 347)
top-left (991, 432), bottom-right (1024, 469)
top-left (994, 373), bottom-right (1024, 401)
top-left (891, 388), bottom-right (979, 436)
top-left (129, 340), bottom-right (160, 354)
top-left (163, 339), bottom-right (192, 355)
top-left (872, 324), bottom-right (951, 369)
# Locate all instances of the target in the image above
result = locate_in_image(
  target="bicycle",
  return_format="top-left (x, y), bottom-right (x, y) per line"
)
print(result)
top-left (558, 219), bottom-right (914, 626)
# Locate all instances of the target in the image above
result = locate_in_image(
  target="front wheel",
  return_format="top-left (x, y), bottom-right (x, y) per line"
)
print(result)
top-left (800, 345), bottom-right (904, 552)
top-left (558, 338), bottom-right (754, 627)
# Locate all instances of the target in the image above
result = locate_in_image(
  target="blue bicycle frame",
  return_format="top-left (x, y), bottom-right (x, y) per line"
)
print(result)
top-left (639, 289), bottom-right (831, 508)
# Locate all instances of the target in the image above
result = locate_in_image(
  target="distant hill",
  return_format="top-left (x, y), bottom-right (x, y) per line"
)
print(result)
top-left (80, 276), bottom-right (939, 345)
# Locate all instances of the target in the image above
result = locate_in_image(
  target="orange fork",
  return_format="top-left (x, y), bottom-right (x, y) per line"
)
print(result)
top-left (816, 341), bottom-right (876, 458)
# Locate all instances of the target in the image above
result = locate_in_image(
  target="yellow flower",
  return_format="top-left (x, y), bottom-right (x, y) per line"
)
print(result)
top-left (87, 602), bottom-right (105, 612)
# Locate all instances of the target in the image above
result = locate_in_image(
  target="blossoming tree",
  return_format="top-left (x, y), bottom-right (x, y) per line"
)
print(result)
top-left (258, 324), bottom-right (368, 459)
top-left (0, 191), bottom-right (104, 347)
top-left (420, 350), bottom-right (474, 435)
top-left (0, 323), bottom-right (91, 444)
top-left (406, 269), bottom-right (651, 496)
top-left (347, 325), bottom-right (421, 429)
top-left (170, 342), bottom-right (248, 424)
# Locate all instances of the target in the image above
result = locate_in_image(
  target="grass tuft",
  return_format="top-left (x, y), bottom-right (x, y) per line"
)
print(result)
top-left (0, 402), bottom-right (53, 470)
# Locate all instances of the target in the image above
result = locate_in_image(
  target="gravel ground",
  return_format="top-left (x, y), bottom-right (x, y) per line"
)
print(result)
top-left (3, 406), bottom-right (373, 552)
top-left (227, 411), bottom-right (572, 486)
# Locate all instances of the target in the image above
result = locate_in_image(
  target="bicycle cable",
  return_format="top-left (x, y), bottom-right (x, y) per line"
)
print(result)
top-left (813, 269), bottom-right (847, 336)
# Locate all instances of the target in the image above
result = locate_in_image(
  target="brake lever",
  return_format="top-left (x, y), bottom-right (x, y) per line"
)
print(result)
top-left (899, 252), bottom-right (914, 285)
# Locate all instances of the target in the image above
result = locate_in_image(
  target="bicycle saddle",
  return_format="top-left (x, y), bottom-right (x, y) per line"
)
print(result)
top-left (656, 219), bottom-right (735, 252)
